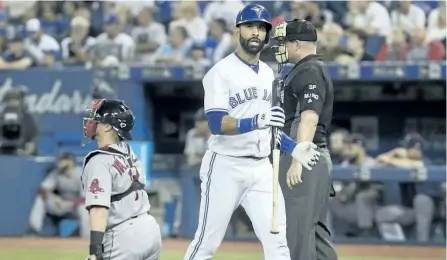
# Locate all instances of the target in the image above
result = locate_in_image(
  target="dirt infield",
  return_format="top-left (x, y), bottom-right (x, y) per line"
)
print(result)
top-left (0, 238), bottom-right (444, 258)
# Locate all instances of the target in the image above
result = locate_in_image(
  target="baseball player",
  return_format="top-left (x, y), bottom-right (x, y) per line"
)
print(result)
top-left (183, 5), bottom-right (320, 260)
top-left (81, 99), bottom-right (161, 260)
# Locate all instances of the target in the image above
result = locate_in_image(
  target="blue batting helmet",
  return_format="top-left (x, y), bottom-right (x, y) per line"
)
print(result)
top-left (236, 4), bottom-right (272, 43)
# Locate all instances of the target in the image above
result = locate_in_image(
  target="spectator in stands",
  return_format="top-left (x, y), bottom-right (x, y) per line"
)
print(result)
top-left (3, 0), bottom-right (37, 22)
top-left (151, 26), bottom-right (192, 65)
top-left (207, 19), bottom-right (232, 64)
top-left (184, 44), bottom-right (211, 67)
top-left (0, 88), bottom-right (39, 155)
top-left (57, 1), bottom-right (78, 38)
top-left (203, 0), bottom-right (245, 30)
top-left (169, 1), bottom-right (207, 43)
top-left (318, 22), bottom-right (346, 61)
top-left (115, 4), bottom-right (134, 35)
top-left (131, 7), bottom-right (167, 62)
top-left (343, 29), bottom-right (376, 61)
top-left (391, 0), bottom-right (426, 35)
top-left (406, 26), bottom-right (445, 61)
top-left (329, 128), bottom-right (350, 164)
top-left (330, 133), bottom-right (381, 238)
top-left (376, 27), bottom-right (410, 61)
top-left (0, 11), bottom-right (15, 43)
top-left (0, 36), bottom-right (37, 70)
top-left (94, 14), bottom-right (135, 64)
top-left (61, 16), bottom-right (96, 66)
top-left (24, 18), bottom-right (61, 67)
top-left (427, 1), bottom-right (446, 45)
top-left (184, 108), bottom-right (209, 167)
top-left (28, 152), bottom-right (89, 238)
top-left (345, 1), bottom-right (391, 37)
top-left (112, 1), bottom-right (156, 17)
top-left (281, 1), bottom-right (330, 28)
top-left (38, 2), bottom-right (60, 40)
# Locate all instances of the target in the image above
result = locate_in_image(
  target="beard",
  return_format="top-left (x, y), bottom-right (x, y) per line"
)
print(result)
top-left (239, 35), bottom-right (265, 55)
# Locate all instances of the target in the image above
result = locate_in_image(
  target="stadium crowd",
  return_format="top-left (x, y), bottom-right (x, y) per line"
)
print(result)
top-left (0, 0), bottom-right (444, 70)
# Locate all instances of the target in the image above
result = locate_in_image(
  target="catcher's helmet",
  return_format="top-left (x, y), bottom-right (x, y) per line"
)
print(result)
top-left (236, 4), bottom-right (272, 43)
top-left (83, 99), bottom-right (134, 144)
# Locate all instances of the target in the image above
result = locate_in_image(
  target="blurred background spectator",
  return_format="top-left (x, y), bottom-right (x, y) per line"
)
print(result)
top-left (0, 88), bottom-right (38, 155)
top-left (131, 7), bottom-right (167, 62)
top-left (28, 152), bottom-right (88, 238)
top-left (61, 16), bottom-right (95, 66)
top-left (184, 108), bottom-right (209, 167)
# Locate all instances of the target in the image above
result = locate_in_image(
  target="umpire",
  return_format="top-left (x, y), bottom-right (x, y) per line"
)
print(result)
top-left (272, 19), bottom-right (337, 260)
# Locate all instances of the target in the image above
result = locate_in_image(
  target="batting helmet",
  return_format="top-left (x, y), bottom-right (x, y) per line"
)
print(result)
top-left (83, 99), bottom-right (135, 144)
top-left (236, 4), bottom-right (272, 43)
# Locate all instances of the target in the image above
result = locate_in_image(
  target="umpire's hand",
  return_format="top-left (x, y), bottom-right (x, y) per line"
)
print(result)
top-left (287, 161), bottom-right (303, 188)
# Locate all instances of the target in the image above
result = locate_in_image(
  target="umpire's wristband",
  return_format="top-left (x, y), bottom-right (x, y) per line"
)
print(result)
top-left (89, 231), bottom-right (104, 255)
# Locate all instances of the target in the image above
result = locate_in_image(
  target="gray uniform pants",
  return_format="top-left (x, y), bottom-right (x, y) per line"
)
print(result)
top-left (103, 213), bottom-right (162, 260)
top-left (29, 194), bottom-right (89, 237)
top-left (279, 149), bottom-right (337, 260)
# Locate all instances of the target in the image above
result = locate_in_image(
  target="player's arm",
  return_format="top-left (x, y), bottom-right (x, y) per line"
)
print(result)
top-left (204, 68), bottom-right (284, 135)
top-left (83, 156), bottom-right (111, 259)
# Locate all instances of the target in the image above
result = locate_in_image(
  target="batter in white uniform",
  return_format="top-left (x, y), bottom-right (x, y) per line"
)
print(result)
top-left (183, 4), bottom-right (320, 260)
top-left (82, 99), bottom-right (161, 260)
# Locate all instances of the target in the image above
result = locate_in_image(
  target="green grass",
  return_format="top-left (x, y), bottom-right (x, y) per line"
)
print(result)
top-left (0, 248), bottom-right (443, 260)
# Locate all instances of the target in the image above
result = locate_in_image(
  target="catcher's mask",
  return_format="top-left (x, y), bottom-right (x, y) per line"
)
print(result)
top-left (271, 19), bottom-right (318, 72)
top-left (83, 99), bottom-right (106, 145)
top-left (82, 99), bottom-right (134, 146)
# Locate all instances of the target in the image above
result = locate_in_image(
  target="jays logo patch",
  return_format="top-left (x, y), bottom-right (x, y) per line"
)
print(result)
top-left (88, 178), bottom-right (104, 194)
top-left (251, 6), bottom-right (263, 16)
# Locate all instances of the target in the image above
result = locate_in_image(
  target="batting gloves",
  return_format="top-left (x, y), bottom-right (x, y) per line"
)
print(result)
top-left (276, 130), bottom-right (320, 170)
top-left (256, 106), bottom-right (285, 129)
top-left (237, 106), bottom-right (285, 134)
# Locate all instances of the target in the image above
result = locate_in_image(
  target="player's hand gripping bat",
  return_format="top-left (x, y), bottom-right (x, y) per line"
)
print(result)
top-left (270, 78), bottom-right (284, 234)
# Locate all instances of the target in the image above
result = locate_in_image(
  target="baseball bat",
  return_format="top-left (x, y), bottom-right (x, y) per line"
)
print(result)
top-left (270, 79), bottom-right (284, 235)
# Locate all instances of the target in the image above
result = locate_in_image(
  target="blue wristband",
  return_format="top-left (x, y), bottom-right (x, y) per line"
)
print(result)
top-left (237, 115), bottom-right (258, 134)
top-left (280, 134), bottom-right (297, 154)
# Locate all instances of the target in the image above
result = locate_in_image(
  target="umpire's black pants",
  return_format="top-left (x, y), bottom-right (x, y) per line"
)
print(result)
top-left (279, 148), bottom-right (338, 260)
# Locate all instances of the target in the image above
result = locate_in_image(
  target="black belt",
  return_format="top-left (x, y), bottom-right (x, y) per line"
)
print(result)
top-left (225, 154), bottom-right (267, 160)
top-left (240, 155), bottom-right (267, 160)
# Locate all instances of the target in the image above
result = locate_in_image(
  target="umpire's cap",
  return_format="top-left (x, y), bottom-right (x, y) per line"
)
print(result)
top-left (273, 19), bottom-right (317, 42)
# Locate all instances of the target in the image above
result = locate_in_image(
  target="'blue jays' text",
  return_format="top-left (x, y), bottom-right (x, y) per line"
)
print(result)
top-left (229, 88), bottom-right (272, 108)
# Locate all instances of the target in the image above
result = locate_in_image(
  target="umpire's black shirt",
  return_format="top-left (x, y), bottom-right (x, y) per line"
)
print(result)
top-left (283, 54), bottom-right (334, 146)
